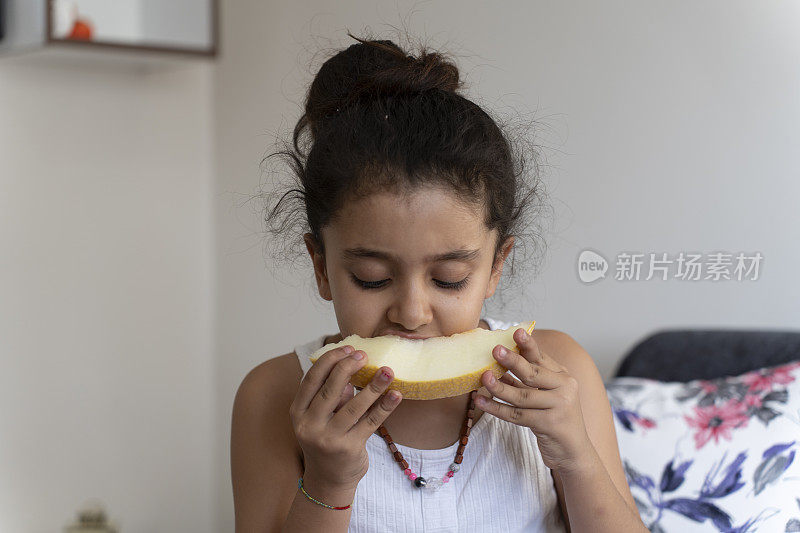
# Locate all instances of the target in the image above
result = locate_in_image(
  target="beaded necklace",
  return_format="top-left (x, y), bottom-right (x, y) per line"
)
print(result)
top-left (376, 389), bottom-right (479, 491)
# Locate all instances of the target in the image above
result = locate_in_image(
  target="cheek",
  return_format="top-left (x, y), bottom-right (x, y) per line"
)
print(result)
top-left (442, 281), bottom-right (486, 309)
top-left (329, 269), bottom-right (356, 300)
top-left (330, 286), bottom-right (379, 332)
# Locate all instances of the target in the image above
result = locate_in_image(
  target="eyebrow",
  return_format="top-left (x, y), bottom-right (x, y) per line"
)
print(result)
top-left (343, 247), bottom-right (481, 263)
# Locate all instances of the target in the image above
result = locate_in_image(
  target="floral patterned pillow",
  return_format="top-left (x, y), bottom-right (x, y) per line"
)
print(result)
top-left (605, 360), bottom-right (800, 532)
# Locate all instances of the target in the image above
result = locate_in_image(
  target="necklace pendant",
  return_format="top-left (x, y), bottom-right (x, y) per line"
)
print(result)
top-left (422, 476), bottom-right (444, 491)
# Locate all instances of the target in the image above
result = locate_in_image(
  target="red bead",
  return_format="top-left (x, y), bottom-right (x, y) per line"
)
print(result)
top-left (447, 471), bottom-right (454, 477)
top-left (442, 476), bottom-right (450, 483)
top-left (409, 473), bottom-right (417, 480)
top-left (404, 468), bottom-right (411, 475)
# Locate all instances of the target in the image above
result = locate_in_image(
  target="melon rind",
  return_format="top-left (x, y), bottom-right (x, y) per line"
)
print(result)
top-left (308, 320), bottom-right (535, 400)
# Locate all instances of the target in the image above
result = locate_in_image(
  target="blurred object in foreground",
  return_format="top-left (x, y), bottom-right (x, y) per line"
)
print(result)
top-left (64, 499), bottom-right (118, 533)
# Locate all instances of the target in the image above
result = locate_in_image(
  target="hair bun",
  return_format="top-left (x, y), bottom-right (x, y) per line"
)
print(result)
top-left (352, 41), bottom-right (461, 97)
top-left (310, 33), bottom-right (462, 123)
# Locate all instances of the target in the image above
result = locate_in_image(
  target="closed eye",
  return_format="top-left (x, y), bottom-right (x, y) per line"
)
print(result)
top-left (350, 273), bottom-right (470, 291)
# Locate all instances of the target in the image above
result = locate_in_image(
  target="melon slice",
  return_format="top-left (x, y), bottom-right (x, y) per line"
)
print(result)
top-left (309, 320), bottom-right (535, 400)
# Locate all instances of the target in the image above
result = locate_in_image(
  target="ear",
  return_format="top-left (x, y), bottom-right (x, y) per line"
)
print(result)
top-left (484, 235), bottom-right (515, 299)
top-left (303, 232), bottom-right (332, 301)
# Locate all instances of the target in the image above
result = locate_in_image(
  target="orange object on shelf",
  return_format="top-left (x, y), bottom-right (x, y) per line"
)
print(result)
top-left (68, 19), bottom-right (93, 41)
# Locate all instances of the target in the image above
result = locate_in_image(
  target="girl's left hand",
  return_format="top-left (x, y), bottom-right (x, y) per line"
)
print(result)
top-left (476, 327), bottom-right (597, 476)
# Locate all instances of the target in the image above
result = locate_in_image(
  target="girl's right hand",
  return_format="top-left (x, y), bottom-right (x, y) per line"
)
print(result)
top-left (290, 345), bottom-right (403, 491)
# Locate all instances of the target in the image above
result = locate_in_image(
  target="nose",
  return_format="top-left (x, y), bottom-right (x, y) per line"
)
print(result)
top-left (386, 277), bottom-right (433, 331)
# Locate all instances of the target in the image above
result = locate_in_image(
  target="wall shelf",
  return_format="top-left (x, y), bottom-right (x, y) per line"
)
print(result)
top-left (0, 0), bottom-right (217, 70)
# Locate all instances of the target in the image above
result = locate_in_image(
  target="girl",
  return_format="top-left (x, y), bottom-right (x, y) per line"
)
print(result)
top-left (231, 33), bottom-right (647, 533)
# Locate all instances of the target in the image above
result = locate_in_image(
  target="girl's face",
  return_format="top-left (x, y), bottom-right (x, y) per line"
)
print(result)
top-left (304, 185), bottom-right (514, 340)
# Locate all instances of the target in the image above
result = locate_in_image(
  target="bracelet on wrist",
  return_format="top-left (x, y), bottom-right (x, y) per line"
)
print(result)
top-left (298, 477), bottom-right (353, 510)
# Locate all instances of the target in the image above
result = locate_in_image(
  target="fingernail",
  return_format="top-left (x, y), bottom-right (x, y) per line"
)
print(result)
top-left (343, 345), bottom-right (353, 354)
top-left (497, 346), bottom-right (508, 358)
top-left (488, 373), bottom-right (496, 384)
top-left (351, 350), bottom-right (364, 360)
top-left (381, 369), bottom-right (392, 381)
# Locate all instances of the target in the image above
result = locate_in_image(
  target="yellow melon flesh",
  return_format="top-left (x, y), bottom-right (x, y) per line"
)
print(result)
top-left (309, 320), bottom-right (535, 400)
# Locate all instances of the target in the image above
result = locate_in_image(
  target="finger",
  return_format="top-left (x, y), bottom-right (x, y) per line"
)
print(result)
top-left (513, 328), bottom-right (569, 373)
top-left (482, 370), bottom-right (558, 409)
top-left (329, 366), bottom-right (400, 432)
top-left (306, 349), bottom-right (369, 422)
top-left (330, 366), bottom-right (400, 432)
top-left (476, 394), bottom-right (552, 426)
top-left (498, 371), bottom-right (525, 388)
top-left (493, 344), bottom-right (563, 389)
top-left (295, 345), bottom-right (358, 412)
top-left (348, 374), bottom-right (405, 441)
top-left (333, 382), bottom-right (355, 413)
top-left (349, 391), bottom-right (403, 442)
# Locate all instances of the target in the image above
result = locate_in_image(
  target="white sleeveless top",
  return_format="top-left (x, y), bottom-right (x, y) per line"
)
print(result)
top-left (293, 316), bottom-right (568, 533)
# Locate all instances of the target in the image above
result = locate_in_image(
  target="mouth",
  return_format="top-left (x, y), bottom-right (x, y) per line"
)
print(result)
top-left (380, 330), bottom-right (432, 340)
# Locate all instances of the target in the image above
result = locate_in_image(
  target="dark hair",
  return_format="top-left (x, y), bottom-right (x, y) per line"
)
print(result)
top-left (258, 31), bottom-right (553, 314)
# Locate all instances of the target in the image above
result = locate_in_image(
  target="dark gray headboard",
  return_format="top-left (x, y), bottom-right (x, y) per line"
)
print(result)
top-left (613, 329), bottom-right (800, 382)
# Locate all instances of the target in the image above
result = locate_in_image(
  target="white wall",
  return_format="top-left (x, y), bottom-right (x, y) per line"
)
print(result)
top-left (213, 1), bottom-right (800, 530)
top-left (140, 0), bottom-right (214, 49)
top-left (0, 59), bottom-right (216, 531)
